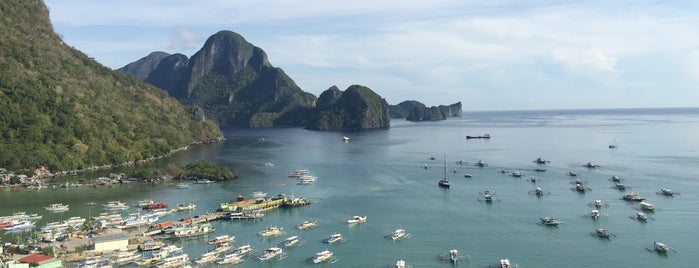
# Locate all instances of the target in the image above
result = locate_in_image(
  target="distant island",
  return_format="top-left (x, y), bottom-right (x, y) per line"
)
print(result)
top-left (119, 30), bottom-right (462, 130)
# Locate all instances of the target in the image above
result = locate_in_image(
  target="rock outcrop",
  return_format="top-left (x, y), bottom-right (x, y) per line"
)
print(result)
top-left (306, 85), bottom-right (390, 130)
top-left (390, 101), bottom-right (462, 121)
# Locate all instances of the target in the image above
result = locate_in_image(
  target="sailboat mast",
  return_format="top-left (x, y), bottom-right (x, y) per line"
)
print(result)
top-left (444, 155), bottom-right (447, 180)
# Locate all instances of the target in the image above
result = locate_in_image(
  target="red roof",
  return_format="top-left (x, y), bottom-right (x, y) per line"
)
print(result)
top-left (19, 254), bottom-right (54, 263)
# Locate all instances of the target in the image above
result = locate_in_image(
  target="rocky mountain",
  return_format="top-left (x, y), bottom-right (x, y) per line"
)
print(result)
top-left (306, 85), bottom-right (390, 130)
top-left (390, 101), bottom-right (462, 121)
top-left (118, 51), bottom-right (170, 80)
top-left (0, 0), bottom-right (222, 172)
top-left (120, 30), bottom-right (316, 127)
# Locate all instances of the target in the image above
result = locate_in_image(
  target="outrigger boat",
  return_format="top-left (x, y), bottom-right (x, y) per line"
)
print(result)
top-left (589, 209), bottom-right (600, 219)
top-left (194, 251), bottom-right (219, 265)
top-left (438, 249), bottom-right (470, 264)
top-left (500, 258), bottom-right (517, 268)
top-left (539, 217), bottom-right (562, 226)
top-left (347, 215), bottom-right (367, 224)
top-left (657, 188), bottom-right (679, 196)
top-left (610, 176), bottom-right (623, 182)
top-left (478, 189), bottom-right (499, 203)
top-left (529, 186), bottom-right (549, 196)
top-left (474, 160), bottom-right (487, 167)
top-left (614, 183), bottom-right (628, 191)
top-left (568, 171), bottom-right (577, 176)
top-left (323, 233), bottom-right (344, 243)
top-left (44, 203), bottom-right (69, 213)
top-left (572, 181), bottom-right (591, 192)
top-left (588, 200), bottom-right (608, 208)
top-left (257, 247), bottom-right (286, 261)
top-left (208, 235), bottom-right (234, 245)
top-left (630, 212), bottom-right (653, 222)
top-left (583, 162), bottom-right (599, 168)
top-left (386, 228), bottom-right (412, 240)
top-left (390, 259), bottom-right (413, 268)
top-left (622, 192), bottom-right (645, 201)
top-left (511, 171), bottom-right (522, 178)
top-left (297, 220), bottom-right (317, 230)
top-left (311, 250), bottom-right (335, 264)
top-left (533, 157), bottom-right (549, 164)
top-left (258, 226), bottom-right (285, 237)
top-left (591, 228), bottom-right (615, 239)
top-left (640, 202), bottom-right (655, 211)
top-left (278, 235), bottom-right (305, 248)
top-left (217, 253), bottom-right (244, 265)
top-left (649, 241), bottom-right (677, 254)
top-left (231, 244), bottom-right (255, 256)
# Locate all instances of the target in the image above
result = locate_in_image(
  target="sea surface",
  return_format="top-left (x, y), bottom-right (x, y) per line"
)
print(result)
top-left (2, 108), bottom-right (699, 267)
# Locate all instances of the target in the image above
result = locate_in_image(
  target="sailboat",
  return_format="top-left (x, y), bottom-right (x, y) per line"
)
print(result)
top-left (608, 137), bottom-right (618, 149)
top-left (438, 155), bottom-right (450, 188)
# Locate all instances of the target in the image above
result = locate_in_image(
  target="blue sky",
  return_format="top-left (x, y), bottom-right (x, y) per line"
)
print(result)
top-left (45, 0), bottom-right (699, 110)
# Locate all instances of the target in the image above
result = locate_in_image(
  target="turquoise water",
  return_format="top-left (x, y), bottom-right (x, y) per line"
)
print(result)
top-left (2, 108), bottom-right (698, 267)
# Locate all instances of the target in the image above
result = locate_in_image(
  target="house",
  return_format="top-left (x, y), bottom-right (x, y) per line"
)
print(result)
top-left (17, 254), bottom-right (61, 268)
top-left (91, 233), bottom-right (130, 252)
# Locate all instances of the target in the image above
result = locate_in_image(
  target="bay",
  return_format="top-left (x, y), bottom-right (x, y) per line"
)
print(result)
top-left (2, 108), bottom-right (698, 267)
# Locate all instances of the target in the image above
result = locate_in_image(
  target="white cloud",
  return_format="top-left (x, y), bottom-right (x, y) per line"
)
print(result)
top-left (169, 26), bottom-right (201, 50)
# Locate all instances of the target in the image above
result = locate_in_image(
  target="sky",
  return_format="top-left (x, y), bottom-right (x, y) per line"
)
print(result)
top-left (44, 0), bottom-right (699, 110)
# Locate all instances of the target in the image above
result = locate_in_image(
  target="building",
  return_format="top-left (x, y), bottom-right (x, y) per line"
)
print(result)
top-left (91, 233), bottom-right (130, 252)
top-left (16, 254), bottom-right (60, 268)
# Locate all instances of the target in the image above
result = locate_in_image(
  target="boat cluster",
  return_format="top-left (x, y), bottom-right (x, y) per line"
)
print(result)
top-left (288, 169), bottom-right (318, 185)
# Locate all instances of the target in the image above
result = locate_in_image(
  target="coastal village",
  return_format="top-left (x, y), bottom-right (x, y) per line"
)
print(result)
top-left (0, 166), bottom-right (313, 268)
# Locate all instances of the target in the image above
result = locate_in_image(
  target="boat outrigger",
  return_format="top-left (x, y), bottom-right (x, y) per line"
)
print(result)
top-left (640, 202), bottom-right (655, 211)
top-left (258, 226), bottom-right (285, 237)
top-left (258, 247), bottom-right (287, 261)
top-left (311, 250), bottom-right (336, 264)
top-left (528, 186), bottom-right (550, 196)
top-left (588, 200), bottom-right (609, 208)
top-left (533, 157), bottom-right (549, 164)
top-left (478, 189), bottom-right (499, 203)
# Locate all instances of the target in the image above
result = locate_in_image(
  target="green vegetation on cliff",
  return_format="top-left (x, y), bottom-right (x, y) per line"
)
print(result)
top-left (306, 85), bottom-right (390, 130)
top-left (0, 1), bottom-right (222, 172)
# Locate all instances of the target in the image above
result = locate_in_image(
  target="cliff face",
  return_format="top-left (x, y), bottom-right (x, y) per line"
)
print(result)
top-left (0, 0), bottom-right (222, 171)
top-left (119, 30), bottom-right (315, 127)
top-left (118, 51), bottom-right (170, 80)
top-left (306, 85), bottom-right (390, 130)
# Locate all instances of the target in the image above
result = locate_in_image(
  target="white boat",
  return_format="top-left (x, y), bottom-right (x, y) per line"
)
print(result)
top-left (438, 155), bottom-right (450, 188)
top-left (347, 215), bottom-right (367, 224)
top-left (296, 220), bottom-right (317, 230)
top-left (388, 228), bottom-right (410, 240)
top-left (590, 209), bottom-right (600, 219)
top-left (593, 228), bottom-right (615, 238)
top-left (634, 212), bottom-right (650, 221)
top-left (156, 253), bottom-right (189, 268)
top-left (511, 171), bottom-right (522, 177)
top-left (138, 199), bottom-right (154, 208)
top-left (501, 258), bottom-right (513, 268)
top-left (194, 179), bottom-right (214, 184)
top-left (539, 217), bottom-right (562, 226)
top-left (257, 247), bottom-right (284, 261)
top-left (658, 188), bottom-right (678, 196)
top-left (584, 162), bottom-right (598, 168)
top-left (393, 259), bottom-right (408, 268)
top-left (342, 136), bottom-right (350, 142)
top-left (323, 233), bottom-right (343, 243)
top-left (175, 203), bottom-right (196, 211)
top-left (534, 157), bottom-right (548, 164)
top-left (279, 236), bottom-right (301, 248)
top-left (251, 191), bottom-right (267, 198)
top-left (312, 250), bottom-right (333, 264)
top-left (568, 171), bottom-right (577, 176)
top-left (298, 175), bottom-right (317, 184)
top-left (110, 250), bottom-right (140, 265)
top-left (449, 249), bottom-right (459, 263)
top-left (640, 202), bottom-right (655, 211)
top-left (217, 253), bottom-right (244, 265)
top-left (194, 251), bottom-right (218, 264)
top-left (211, 243), bottom-right (232, 254)
top-left (208, 234), bottom-right (235, 245)
top-left (288, 169), bottom-right (309, 178)
top-left (4, 220), bottom-right (34, 231)
top-left (114, 214), bottom-right (158, 229)
top-left (173, 183), bottom-right (190, 189)
top-left (474, 160), bottom-right (487, 167)
top-left (169, 223), bottom-right (215, 238)
top-left (102, 201), bottom-right (129, 210)
top-left (231, 244), bottom-right (254, 256)
top-left (44, 203), bottom-right (69, 212)
top-left (258, 226), bottom-right (284, 237)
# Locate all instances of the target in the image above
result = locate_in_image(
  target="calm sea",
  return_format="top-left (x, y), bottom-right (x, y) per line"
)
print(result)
top-left (2, 108), bottom-right (698, 267)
